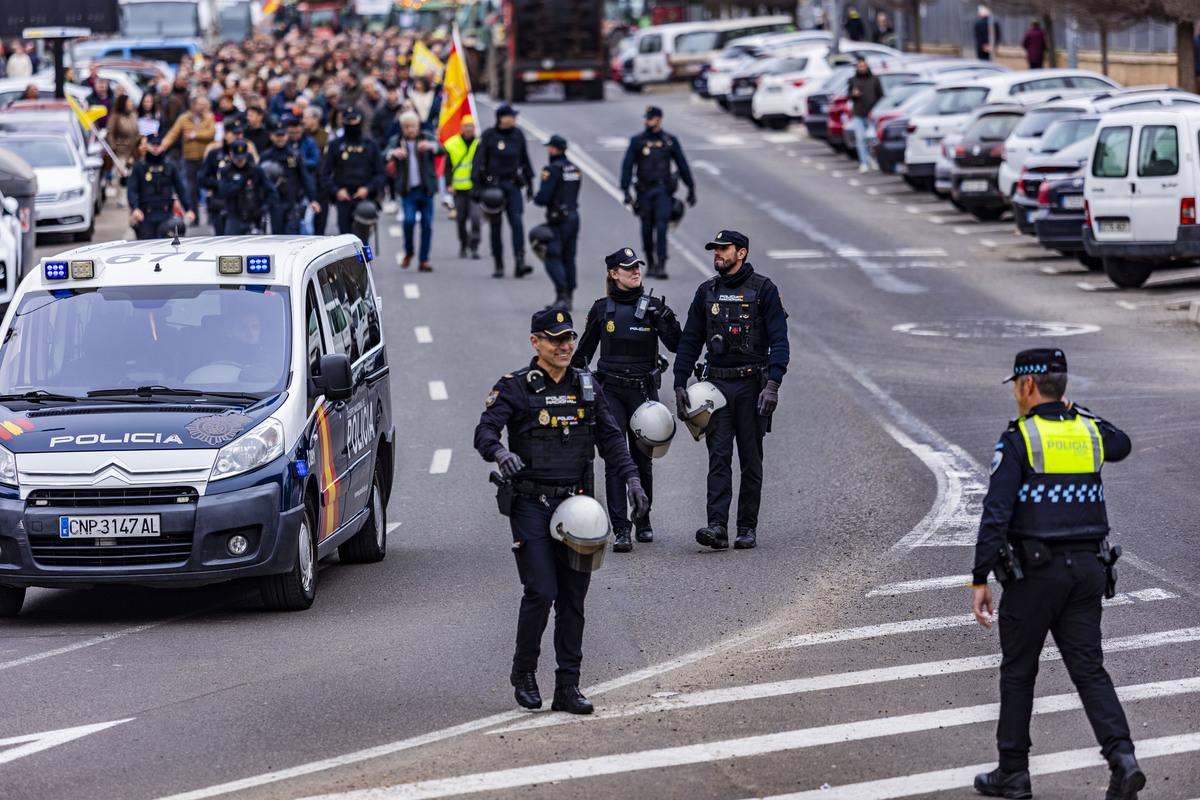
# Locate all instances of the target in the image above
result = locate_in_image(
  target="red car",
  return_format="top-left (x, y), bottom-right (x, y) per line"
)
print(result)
top-left (825, 94), bottom-right (851, 153)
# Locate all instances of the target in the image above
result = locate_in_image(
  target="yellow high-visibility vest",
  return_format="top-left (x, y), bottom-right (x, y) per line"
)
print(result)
top-left (444, 135), bottom-right (478, 191)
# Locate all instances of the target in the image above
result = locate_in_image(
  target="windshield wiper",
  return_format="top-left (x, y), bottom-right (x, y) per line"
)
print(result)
top-left (87, 385), bottom-right (264, 402)
top-left (0, 390), bottom-right (87, 403)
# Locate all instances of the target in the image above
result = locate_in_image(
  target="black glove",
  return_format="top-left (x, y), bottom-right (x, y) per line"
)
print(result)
top-left (525, 185), bottom-right (534, 202)
top-left (623, 188), bottom-right (634, 206)
top-left (686, 188), bottom-right (697, 207)
top-left (757, 379), bottom-right (780, 417)
top-left (495, 448), bottom-right (524, 479)
top-left (627, 477), bottom-right (649, 521)
top-left (674, 385), bottom-right (690, 422)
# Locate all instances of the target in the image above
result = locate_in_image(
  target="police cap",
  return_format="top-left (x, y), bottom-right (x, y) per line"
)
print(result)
top-left (230, 139), bottom-right (250, 158)
top-left (146, 132), bottom-right (164, 145)
top-left (704, 229), bottom-right (749, 253)
top-left (644, 105), bottom-right (663, 119)
top-left (604, 247), bottom-right (644, 271)
top-left (342, 105), bottom-right (362, 123)
top-left (531, 307), bottom-right (573, 337)
top-left (545, 134), bottom-right (567, 150)
top-left (227, 118), bottom-right (246, 135)
top-left (270, 124), bottom-right (288, 136)
top-left (1003, 348), bottom-right (1067, 384)
top-left (495, 103), bottom-right (518, 119)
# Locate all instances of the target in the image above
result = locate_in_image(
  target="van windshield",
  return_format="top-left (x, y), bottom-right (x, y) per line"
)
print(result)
top-left (0, 285), bottom-right (291, 399)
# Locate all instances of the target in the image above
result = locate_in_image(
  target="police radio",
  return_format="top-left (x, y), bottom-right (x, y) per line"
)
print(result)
top-left (634, 289), bottom-right (653, 321)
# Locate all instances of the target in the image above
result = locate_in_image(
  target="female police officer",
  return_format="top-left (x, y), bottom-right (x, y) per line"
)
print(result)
top-left (572, 247), bottom-right (681, 552)
top-left (474, 308), bottom-right (648, 714)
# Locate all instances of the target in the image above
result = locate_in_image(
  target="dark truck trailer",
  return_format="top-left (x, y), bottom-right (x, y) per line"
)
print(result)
top-left (490, 0), bottom-right (605, 101)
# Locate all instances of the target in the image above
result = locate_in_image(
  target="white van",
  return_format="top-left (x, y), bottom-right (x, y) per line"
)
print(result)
top-left (1083, 107), bottom-right (1200, 288)
top-left (625, 16), bottom-right (794, 89)
top-left (0, 235), bottom-right (395, 616)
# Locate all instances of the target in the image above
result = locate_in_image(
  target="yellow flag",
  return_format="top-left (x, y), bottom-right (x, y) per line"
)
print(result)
top-left (411, 42), bottom-right (445, 82)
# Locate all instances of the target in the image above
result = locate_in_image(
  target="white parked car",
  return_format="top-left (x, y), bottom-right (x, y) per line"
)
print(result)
top-left (0, 190), bottom-right (20, 303)
top-left (0, 133), bottom-right (96, 241)
top-left (704, 32), bottom-right (833, 102)
top-left (625, 16), bottom-right (794, 89)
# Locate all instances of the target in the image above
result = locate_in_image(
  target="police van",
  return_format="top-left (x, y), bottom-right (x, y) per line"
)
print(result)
top-left (0, 235), bottom-right (394, 616)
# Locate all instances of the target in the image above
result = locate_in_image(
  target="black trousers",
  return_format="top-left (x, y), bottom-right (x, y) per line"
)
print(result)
top-left (134, 210), bottom-right (173, 240)
top-left (600, 380), bottom-right (656, 532)
top-left (509, 496), bottom-right (590, 686)
top-left (488, 181), bottom-right (525, 265)
top-left (637, 184), bottom-right (671, 267)
top-left (705, 375), bottom-right (765, 531)
top-left (543, 213), bottom-right (580, 295)
top-left (996, 549), bottom-right (1134, 771)
top-left (454, 191), bottom-right (481, 251)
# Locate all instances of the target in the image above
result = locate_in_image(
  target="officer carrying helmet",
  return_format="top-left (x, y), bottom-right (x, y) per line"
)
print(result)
top-left (320, 105), bottom-right (385, 237)
top-left (573, 247), bottom-right (681, 552)
top-left (128, 133), bottom-right (195, 240)
top-left (198, 120), bottom-right (253, 236)
top-left (260, 123), bottom-right (319, 234)
top-left (620, 106), bottom-right (696, 280)
top-left (216, 139), bottom-right (278, 235)
top-left (532, 134), bottom-right (581, 312)
top-left (471, 104), bottom-right (535, 279)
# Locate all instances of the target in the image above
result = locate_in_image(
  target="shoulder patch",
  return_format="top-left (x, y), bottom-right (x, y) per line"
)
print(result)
top-left (541, 169), bottom-right (550, 179)
top-left (485, 391), bottom-right (499, 407)
top-left (989, 451), bottom-right (1003, 476)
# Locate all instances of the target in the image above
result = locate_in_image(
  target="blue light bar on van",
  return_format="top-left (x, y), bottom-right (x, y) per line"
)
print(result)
top-left (44, 262), bottom-right (68, 280)
top-left (363, 245), bottom-right (373, 262)
top-left (247, 256), bottom-right (271, 274)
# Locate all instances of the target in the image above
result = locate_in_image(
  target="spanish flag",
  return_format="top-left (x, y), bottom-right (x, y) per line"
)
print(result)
top-left (437, 24), bottom-right (477, 144)
top-left (262, 0), bottom-right (280, 15)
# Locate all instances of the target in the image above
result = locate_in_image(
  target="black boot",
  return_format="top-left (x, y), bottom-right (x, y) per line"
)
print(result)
top-left (459, 246), bottom-right (468, 258)
top-left (492, 259), bottom-right (504, 278)
top-left (1105, 753), bottom-right (1145, 800)
top-left (734, 528), bottom-right (756, 549)
top-left (973, 767), bottom-right (1032, 799)
top-left (634, 520), bottom-right (653, 542)
top-left (510, 669), bottom-right (542, 709)
top-left (613, 528), bottom-right (632, 553)
top-left (471, 249), bottom-right (480, 259)
top-left (514, 258), bottom-right (533, 278)
top-left (551, 684), bottom-right (593, 714)
top-left (656, 258), bottom-right (669, 279)
top-left (695, 524), bottom-right (728, 550)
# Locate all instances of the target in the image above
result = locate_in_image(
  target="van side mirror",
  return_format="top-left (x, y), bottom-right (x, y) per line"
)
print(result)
top-left (311, 353), bottom-right (353, 401)
top-left (1, 197), bottom-right (16, 216)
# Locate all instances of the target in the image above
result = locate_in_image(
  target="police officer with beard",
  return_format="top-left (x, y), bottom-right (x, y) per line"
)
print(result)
top-left (261, 124), bottom-right (319, 234)
top-left (320, 106), bottom-right (385, 236)
top-left (472, 104), bottom-right (535, 279)
top-left (573, 248), bottom-right (681, 552)
top-left (474, 308), bottom-right (648, 715)
top-left (217, 139), bottom-right (278, 235)
top-left (533, 135), bottom-right (581, 312)
top-left (128, 133), bottom-right (195, 240)
top-left (620, 106), bottom-right (695, 280)
top-left (673, 230), bottom-right (788, 551)
top-left (971, 349), bottom-right (1143, 800)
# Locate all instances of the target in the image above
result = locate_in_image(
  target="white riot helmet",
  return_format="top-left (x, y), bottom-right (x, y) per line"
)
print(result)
top-left (630, 400), bottom-right (676, 458)
top-left (549, 494), bottom-right (612, 572)
top-left (682, 381), bottom-right (727, 441)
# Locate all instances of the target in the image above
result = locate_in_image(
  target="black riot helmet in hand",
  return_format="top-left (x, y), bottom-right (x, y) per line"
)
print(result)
top-left (528, 223), bottom-right (554, 262)
top-left (479, 186), bottom-right (506, 216)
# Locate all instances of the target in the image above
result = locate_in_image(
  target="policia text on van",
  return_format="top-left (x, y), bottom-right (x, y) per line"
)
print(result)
top-left (0, 235), bottom-right (395, 617)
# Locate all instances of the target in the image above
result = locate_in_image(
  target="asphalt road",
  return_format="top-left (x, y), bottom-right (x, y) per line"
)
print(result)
top-left (4, 85), bottom-right (1200, 800)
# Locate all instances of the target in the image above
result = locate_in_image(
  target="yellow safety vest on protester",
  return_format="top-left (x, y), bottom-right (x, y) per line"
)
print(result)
top-left (445, 135), bottom-right (479, 192)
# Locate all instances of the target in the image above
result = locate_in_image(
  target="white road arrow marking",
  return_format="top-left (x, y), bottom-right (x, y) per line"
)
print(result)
top-left (0, 718), bottom-right (133, 765)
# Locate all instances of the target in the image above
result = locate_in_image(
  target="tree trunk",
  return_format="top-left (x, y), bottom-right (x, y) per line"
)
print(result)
top-left (1043, 13), bottom-right (1056, 68)
top-left (1178, 20), bottom-right (1196, 93)
top-left (909, 1), bottom-right (922, 53)
top-left (1100, 21), bottom-right (1108, 76)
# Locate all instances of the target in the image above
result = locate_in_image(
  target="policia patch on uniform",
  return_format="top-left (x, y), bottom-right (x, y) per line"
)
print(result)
top-left (538, 409), bottom-right (551, 426)
top-left (606, 320), bottom-right (615, 333)
top-left (711, 303), bottom-right (720, 315)
top-left (485, 391), bottom-right (498, 407)
top-left (990, 450), bottom-right (1003, 475)
top-left (541, 169), bottom-right (550, 179)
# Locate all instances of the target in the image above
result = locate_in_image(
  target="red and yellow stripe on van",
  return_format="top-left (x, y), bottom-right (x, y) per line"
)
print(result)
top-left (315, 404), bottom-right (340, 541)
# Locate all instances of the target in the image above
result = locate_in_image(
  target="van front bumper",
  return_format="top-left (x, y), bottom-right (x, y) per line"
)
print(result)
top-left (1083, 225), bottom-right (1200, 260)
top-left (0, 482), bottom-right (304, 589)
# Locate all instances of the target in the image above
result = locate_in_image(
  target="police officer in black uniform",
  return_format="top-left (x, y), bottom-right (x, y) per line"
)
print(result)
top-left (198, 120), bottom-right (249, 236)
top-left (320, 106), bottom-right (385, 236)
top-left (474, 308), bottom-right (648, 714)
top-left (128, 133), bottom-right (194, 240)
top-left (971, 349), bottom-right (1143, 800)
top-left (533, 135), bottom-right (582, 312)
top-left (217, 139), bottom-right (278, 235)
top-left (261, 123), bottom-right (319, 234)
top-left (620, 106), bottom-right (696, 280)
top-left (471, 104), bottom-right (535, 279)
top-left (673, 230), bottom-right (789, 551)
top-left (573, 247), bottom-right (681, 552)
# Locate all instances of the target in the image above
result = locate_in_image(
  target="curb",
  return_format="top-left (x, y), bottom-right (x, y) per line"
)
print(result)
top-left (1190, 300), bottom-right (1200, 326)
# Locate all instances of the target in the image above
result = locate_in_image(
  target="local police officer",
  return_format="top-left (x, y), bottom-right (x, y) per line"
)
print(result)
top-left (128, 133), bottom-right (194, 240)
top-left (217, 139), bottom-right (278, 235)
top-left (474, 308), bottom-right (648, 714)
top-left (573, 247), bottom-right (681, 552)
top-left (673, 230), bottom-right (789, 551)
top-left (320, 105), bottom-right (385, 236)
top-left (261, 124), bottom-right (319, 234)
top-left (971, 349), bottom-right (1143, 800)
top-left (471, 104), bottom-right (535, 279)
top-left (620, 106), bottom-right (696, 280)
top-left (533, 135), bottom-right (581, 312)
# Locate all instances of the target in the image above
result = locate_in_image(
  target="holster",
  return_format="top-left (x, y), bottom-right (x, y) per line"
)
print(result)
top-left (1099, 540), bottom-right (1122, 599)
top-left (489, 471), bottom-right (513, 517)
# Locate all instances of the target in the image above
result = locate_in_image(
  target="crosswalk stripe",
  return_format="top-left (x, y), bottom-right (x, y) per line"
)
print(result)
top-left (767, 248), bottom-right (949, 261)
top-left (747, 731), bottom-right (1200, 800)
top-left (867, 575), bottom-right (973, 596)
top-left (307, 680), bottom-right (1200, 800)
top-left (428, 449), bottom-right (451, 474)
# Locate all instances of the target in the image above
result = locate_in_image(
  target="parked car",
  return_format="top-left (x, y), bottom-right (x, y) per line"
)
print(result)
top-left (0, 133), bottom-right (97, 241)
top-left (1012, 133), bottom-right (1095, 234)
top-left (0, 78), bottom-right (93, 111)
top-left (1083, 107), bottom-right (1200, 287)
top-left (702, 31), bottom-right (828, 103)
top-left (0, 189), bottom-right (20, 296)
top-left (624, 17), bottom-right (794, 90)
top-left (804, 65), bottom-right (857, 142)
top-left (1034, 176), bottom-right (1097, 269)
top-left (872, 84), bottom-right (938, 177)
top-left (0, 101), bottom-right (106, 216)
top-left (949, 104), bottom-right (1026, 220)
top-left (727, 54), bottom-right (814, 120)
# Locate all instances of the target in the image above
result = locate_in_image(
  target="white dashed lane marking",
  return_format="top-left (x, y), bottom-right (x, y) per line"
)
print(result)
top-left (402, 283), bottom-right (420, 299)
top-left (414, 326), bottom-right (432, 344)
top-left (387, 225), bottom-right (402, 238)
top-left (427, 381), bottom-right (447, 401)
top-left (428, 449), bottom-right (452, 474)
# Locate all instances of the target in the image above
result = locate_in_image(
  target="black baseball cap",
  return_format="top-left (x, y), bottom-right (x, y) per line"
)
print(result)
top-left (230, 139), bottom-right (250, 157)
top-left (1003, 348), bottom-right (1068, 383)
top-left (146, 132), bottom-right (163, 145)
top-left (342, 105), bottom-right (362, 123)
top-left (644, 105), bottom-right (663, 119)
top-left (531, 307), bottom-right (573, 336)
top-left (605, 247), bottom-right (644, 271)
top-left (496, 103), bottom-right (518, 119)
top-left (705, 230), bottom-right (749, 252)
top-left (545, 134), bottom-right (567, 150)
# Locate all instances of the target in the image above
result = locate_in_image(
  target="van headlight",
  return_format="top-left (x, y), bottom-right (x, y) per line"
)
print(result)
top-left (0, 443), bottom-right (15, 486)
top-left (210, 418), bottom-right (284, 481)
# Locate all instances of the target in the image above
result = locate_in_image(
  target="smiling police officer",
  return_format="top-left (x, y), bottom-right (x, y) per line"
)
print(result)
top-left (474, 308), bottom-right (648, 714)
top-left (673, 230), bottom-right (789, 551)
top-left (971, 349), bottom-right (1143, 800)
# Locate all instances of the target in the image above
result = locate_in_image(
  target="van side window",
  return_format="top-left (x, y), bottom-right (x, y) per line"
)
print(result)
top-left (305, 283), bottom-right (326, 379)
top-left (335, 257), bottom-right (383, 355)
top-left (1092, 126), bottom-right (1132, 178)
top-left (638, 35), bottom-right (661, 54)
top-left (317, 263), bottom-right (355, 361)
top-left (1137, 125), bottom-right (1178, 177)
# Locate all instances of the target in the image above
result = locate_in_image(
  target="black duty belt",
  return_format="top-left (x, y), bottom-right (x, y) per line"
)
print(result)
top-left (141, 203), bottom-right (174, 214)
top-left (597, 371), bottom-right (653, 389)
top-left (707, 364), bottom-right (764, 380)
top-left (1046, 540), bottom-right (1103, 555)
top-left (512, 480), bottom-right (582, 499)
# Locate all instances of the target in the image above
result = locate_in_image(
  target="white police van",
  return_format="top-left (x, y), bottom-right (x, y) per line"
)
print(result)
top-left (0, 235), bottom-right (394, 615)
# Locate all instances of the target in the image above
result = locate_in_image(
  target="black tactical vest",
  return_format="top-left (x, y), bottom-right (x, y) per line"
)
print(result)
top-left (230, 170), bottom-right (263, 220)
top-left (703, 273), bottom-right (768, 359)
top-left (598, 296), bottom-right (658, 370)
top-left (332, 139), bottom-right (374, 188)
top-left (483, 129), bottom-right (525, 178)
top-left (550, 158), bottom-right (581, 216)
top-left (140, 162), bottom-right (175, 206)
top-left (510, 367), bottom-right (597, 484)
top-left (1008, 415), bottom-right (1110, 541)
top-left (634, 132), bottom-right (674, 183)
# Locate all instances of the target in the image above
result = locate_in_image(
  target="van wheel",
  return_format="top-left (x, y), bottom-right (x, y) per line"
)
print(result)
top-left (970, 207), bottom-right (1005, 221)
top-left (1103, 258), bottom-right (1152, 288)
top-left (260, 504), bottom-right (317, 610)
top-left (1077, 253), bottom-right (1104, 271)
top-left (338, 468), bottom-right (387, 564)
top-left (0, 585), bottom-right (25, 617)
